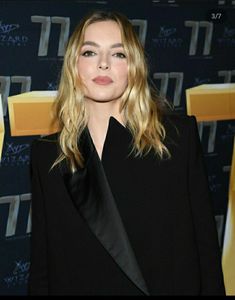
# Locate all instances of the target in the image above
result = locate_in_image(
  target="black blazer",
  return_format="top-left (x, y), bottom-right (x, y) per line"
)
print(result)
top-left (28, 113), bottom-right (225, 296)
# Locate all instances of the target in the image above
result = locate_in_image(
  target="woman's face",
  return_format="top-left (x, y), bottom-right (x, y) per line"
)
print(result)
top-left (77, 20), bottom-right (128, 103)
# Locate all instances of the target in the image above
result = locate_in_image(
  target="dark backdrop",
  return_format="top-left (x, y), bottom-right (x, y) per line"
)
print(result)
top-left (0, 0), bottom-right (234, 295)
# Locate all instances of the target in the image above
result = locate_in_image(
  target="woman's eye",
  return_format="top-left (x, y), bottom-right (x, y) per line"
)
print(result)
top-left (81, 50), bottom-right (96, 57)
top-left (113, 52), bottom-right (126, 59)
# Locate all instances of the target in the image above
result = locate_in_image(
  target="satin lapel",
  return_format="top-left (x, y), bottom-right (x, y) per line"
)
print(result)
top-left (63, 127), bottom-right (149, 296)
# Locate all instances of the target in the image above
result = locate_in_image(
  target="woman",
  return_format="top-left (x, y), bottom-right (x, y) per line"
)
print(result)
top-left (28, 10), bottom-right (225, 295)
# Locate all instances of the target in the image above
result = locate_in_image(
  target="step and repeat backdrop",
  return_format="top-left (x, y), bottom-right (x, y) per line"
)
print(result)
top-left (0, 0), bottom-right (235, 295)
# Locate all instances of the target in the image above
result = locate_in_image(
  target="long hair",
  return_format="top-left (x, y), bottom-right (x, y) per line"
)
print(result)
top-left (53, 10), bottom-right (174, 173)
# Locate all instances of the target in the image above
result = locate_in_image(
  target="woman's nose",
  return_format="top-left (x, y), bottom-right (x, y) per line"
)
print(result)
top-left (99, 64), bottom-right (109, 70)
top-left (98, 54), bottom-right (110, 70)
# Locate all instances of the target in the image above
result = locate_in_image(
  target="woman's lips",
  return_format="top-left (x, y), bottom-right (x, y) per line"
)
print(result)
top-left (92, 76), bottom-right (113, 85)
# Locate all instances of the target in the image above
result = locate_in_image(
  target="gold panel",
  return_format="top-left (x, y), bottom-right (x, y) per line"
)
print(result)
top-left (186, 83), bottom-right (235, 295)
top-left (8, 91), bottom-right (59, 136)
top-left (186, 83), bottom-right (235, 121)
top-left (0, 95), bottom-right (5, 160)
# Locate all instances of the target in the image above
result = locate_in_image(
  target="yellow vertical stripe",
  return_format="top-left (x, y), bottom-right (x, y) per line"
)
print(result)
top-left (0, 95), bottom-right (5, 161)
top-left (186, 84), bottom-right (235, 295)
top-left (222, 137), bottom-right (235, 295)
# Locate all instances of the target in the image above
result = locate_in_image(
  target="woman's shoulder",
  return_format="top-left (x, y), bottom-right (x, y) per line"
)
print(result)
top-left (161, 112), bottom-right (198, 148)
top-left (163, 112), bottom-right (196, 127)
top-left (162, 112), bottom-right (197, 134)
top-left (32, 132), bottom-right (58, 147)
top-left (31, 132), bottom-right (60, 162)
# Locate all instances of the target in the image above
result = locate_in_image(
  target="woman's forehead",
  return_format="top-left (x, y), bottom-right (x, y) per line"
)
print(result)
top-left (84, 21), bottom-right (122, 43)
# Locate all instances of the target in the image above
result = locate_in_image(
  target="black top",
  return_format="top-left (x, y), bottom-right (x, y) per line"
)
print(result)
top-left (28, 114), bottom-right (225, 295)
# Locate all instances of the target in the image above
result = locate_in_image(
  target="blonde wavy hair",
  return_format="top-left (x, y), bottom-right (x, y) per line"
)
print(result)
top-left (53, 10), bottom-right (174, 173)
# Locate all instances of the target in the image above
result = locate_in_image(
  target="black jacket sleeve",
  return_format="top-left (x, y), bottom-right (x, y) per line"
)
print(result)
top-left (187, 116), bottom-right (225, 295)
top-left (28, 141), bottom-right (49, 295)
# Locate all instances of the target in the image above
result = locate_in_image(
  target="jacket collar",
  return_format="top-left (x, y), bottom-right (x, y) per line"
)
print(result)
top-left (61, 120), bottom-right (149, 296)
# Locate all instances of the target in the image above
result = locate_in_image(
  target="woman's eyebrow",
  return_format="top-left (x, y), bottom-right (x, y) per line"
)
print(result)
top-left (110, 43), bottom-right (124, 48)
top-left (82, 41), bottom-right (124, 48)
top-left (82, 41), bottom-right (99, 47)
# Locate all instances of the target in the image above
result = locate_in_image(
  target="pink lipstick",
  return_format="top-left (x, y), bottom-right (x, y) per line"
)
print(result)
top-left (93, 76), bottom-right (113, 85)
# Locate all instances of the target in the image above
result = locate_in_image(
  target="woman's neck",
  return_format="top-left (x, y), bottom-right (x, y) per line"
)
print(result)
top-left (85, 98), bottom-right (125, 159)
